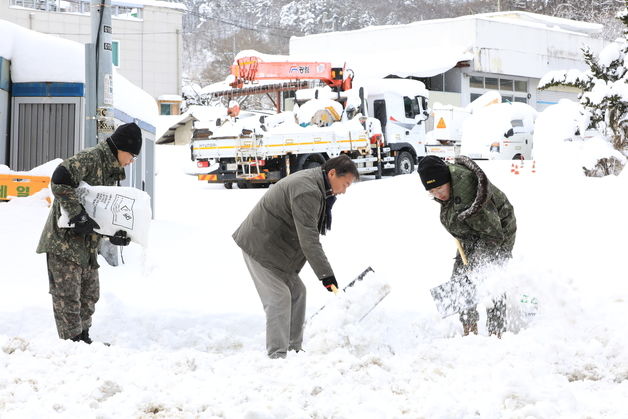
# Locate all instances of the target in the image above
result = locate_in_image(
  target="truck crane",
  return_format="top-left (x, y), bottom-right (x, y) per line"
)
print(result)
top-left (191, 55), bottom-right (429, 188)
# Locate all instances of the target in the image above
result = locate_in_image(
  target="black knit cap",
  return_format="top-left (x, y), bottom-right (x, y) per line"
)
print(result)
top-left (110, 122), bottom-right (142, 156)
top-left (417, 155), bottom-right (451, 190)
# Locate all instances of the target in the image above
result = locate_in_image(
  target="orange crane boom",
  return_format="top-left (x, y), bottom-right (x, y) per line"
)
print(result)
top-left (230, 56), bottom-right (352, 91)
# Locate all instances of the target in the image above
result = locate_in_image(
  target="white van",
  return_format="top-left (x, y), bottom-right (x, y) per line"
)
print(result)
top-left (460, 102), bottom-right (537, 160)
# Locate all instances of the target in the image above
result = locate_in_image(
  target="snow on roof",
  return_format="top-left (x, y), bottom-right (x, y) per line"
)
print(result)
top-left (292, 11), bottom-right (602, 41)
top-left (234, 48), bottom-right (471, 82)
top-left (0, 19), bottom-right (85, 83)
top-left (471, 11), bottom-right (603, 35)
top-left (113, 68), bottom-right (158, 129)
top-left (158, 94), bottom-right (183, 102)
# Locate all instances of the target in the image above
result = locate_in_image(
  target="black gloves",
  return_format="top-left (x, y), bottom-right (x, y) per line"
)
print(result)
top-left (69, 207), bottom-right (100, 235)
top-left (109, 230), bottom-right (131, 246)
top-left (321, 276), bottom-right (338, 292)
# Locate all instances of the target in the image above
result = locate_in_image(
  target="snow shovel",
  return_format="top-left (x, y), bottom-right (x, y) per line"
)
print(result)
top-left (430, 239), bottom-right (478, 318)
top-left (308, 266), bottom-right (389, 323)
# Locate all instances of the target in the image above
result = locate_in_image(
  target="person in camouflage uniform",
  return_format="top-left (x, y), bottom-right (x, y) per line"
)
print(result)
top-left (418, 155), bottom-right (517, 337)
top-left (37, 123), bottom-right (142, 344)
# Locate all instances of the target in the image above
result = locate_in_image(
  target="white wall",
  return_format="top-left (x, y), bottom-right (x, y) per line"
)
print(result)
top-left (0, 0), bottom-right (183, 99)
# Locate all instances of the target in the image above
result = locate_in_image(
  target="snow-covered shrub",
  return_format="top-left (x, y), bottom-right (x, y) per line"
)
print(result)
top-left (539, 4), bottom-right (628, 176)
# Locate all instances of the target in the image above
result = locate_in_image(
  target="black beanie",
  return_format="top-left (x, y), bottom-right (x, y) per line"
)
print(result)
top-left (110, 123), bottom-right (142, 155)
top-left (418, 155), bottom-right (451, 190)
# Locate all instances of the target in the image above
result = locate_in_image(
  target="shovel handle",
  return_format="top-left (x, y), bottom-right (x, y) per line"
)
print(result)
top-left (331, 284), bottom-right (339, 294)
top-left (455, 239), bottom-right (468, 266)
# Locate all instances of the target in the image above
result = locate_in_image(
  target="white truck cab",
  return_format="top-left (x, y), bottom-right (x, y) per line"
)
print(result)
top-left (362, 79), bottom-right (429, 174)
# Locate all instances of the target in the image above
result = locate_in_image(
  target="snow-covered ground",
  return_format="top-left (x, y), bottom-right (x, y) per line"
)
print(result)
top-left (2, 113), bottom-right (628, 417)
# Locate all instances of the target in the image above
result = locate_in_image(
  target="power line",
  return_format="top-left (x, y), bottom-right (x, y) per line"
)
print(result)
top-left (184, 10), bottom-right (301, 39)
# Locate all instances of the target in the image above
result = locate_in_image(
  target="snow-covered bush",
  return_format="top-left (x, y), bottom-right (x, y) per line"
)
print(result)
top-left (539, 3), bottom-right (628, 176)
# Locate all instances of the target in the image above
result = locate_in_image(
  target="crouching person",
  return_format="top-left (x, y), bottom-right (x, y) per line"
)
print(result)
top-left (418, 155), bottom-right (517, 337)
top-left (36, 123), bottom-right (142, 344)
top-left (233, 155), bottom-right (358, 359)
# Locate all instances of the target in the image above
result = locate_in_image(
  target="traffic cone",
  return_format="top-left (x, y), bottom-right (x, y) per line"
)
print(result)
top-left (514, 164), bottom-right (520, 175)
top-left (511, 163), bottom-right (516, 174)
top-left (531, 160), bottom-right (536, 174)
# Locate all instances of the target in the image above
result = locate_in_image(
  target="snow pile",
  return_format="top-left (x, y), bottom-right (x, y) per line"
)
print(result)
top-left (2, 101), bottom-right (628, 416)
top-left (0, 158), bottom-right (61, 177)
top-left (532, 100), bottom-right (625, 176)
top-left (0, 20), bottom-right (84, 83)
top-left (295, 98), bottom-right (343, 125)
top-left (306, 271), bottom-right (391, 354)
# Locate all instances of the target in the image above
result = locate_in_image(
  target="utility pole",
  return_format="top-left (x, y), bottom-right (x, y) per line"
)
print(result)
top-left (85, 0), bottom-right (114, 148)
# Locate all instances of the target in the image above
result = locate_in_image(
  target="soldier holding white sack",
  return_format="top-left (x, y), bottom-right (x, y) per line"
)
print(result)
top-left (36, 123), bottom-right (142, 344)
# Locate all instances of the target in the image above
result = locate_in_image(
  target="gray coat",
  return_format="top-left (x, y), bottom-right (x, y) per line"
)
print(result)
top-left (233, 168), bottom-right (334, 279)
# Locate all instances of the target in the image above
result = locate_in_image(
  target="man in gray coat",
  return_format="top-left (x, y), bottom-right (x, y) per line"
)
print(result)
top-left (233, 154), bottom-right (359, 358)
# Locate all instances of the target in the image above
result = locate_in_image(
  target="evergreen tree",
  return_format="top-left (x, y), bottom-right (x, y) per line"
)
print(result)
top-left (539, 1), bottom-right (628, 176)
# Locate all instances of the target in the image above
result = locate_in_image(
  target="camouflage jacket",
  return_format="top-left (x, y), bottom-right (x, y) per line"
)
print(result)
top-left (438, 156), bottom-right (517, 268)
top-left (232, 168), bottom-right (334, 279)
top-left (36, 141), bottom-right (126, 267)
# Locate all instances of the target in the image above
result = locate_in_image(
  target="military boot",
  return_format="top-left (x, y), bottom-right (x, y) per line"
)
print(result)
top-left (80, 329), bottom-right (93, 344)
top-left (487, 296), bottom-right (507, 338)
top-left (462, 322), bottom-right (478, 336)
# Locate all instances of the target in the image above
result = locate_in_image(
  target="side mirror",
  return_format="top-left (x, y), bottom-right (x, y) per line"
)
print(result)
top-left (505, 128), bottom-right (514, 138)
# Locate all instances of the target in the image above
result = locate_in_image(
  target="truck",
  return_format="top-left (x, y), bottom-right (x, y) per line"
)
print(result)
top-left (425, 92), bottom-right (537, 160)
top-left (191, 55), bottom-right (429, 188)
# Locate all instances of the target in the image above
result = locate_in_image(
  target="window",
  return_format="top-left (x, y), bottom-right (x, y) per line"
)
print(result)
top-left (403, 96), bottom-right (420, 119)
top-left (373, 100), bottom-right (387, 128)
top-left (112, 40), bottom-right (120, 67)
top-left (160, 103), bottom-right (172, 115)
top-left (502, 95), bottom-right (513, 103)
top-left (514, 97), bottom-right (527, 103)
top-left (515, 80), bottom-right (528, 92)
top-left (429, 74), bottom-right (444, 92)
top-left (500, 79), bottom-right (513, 91)
top-left (470, 93), bottom-right (482, 102)
top-left (10, 0), bottom-right (142, 16)
top-left (470, 76), bottom-right (484, 88)
top-left (485, 77), bottom-right (498, 90)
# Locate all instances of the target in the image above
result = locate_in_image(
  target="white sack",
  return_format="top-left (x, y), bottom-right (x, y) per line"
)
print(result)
top-left (58, 182), bottom-right (151, 247)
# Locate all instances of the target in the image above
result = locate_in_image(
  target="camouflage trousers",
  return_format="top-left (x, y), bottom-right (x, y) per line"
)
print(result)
top-left (452, 251), bottom-right (507, 335)
top-left (46, 253), bottom-right (100, 340)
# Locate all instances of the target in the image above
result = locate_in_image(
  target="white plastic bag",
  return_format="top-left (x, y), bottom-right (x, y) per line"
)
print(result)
top-left (58, 181), bottom-right (151, 247)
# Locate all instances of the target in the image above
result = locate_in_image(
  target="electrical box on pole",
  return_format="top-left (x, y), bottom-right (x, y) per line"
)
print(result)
top-left (88, 0), bottom-right (114, 146)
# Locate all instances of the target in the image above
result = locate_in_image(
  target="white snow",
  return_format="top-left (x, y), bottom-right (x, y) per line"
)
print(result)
top-left (2, 99), bottom-right (628, 416)
top-left (532, 100), bottom-right (626, 175)
top-left (113, 68), bottom-right (158, 128)
top-left (0, 19), bottom-right (85, 83)
top-left (3, 9), bottom-right (628, 412)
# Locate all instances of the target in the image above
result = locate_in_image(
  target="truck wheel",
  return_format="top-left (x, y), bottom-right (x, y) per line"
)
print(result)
top-left (224, 182), bottom-right (233, 189)
top-left (296, 153), bottom-right (326, 171)
top-left (236, 181), bottom-right (249, 189)
top-left (304, 160), bottom-right (323, 170)
top-left (512, 154), bottom-right (523, 160)
top-left (394, 151), bottom-right (414, 175)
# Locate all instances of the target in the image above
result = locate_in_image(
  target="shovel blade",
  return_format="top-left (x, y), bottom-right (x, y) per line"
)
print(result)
top-left (430, 278), bottom-right (478, 318)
